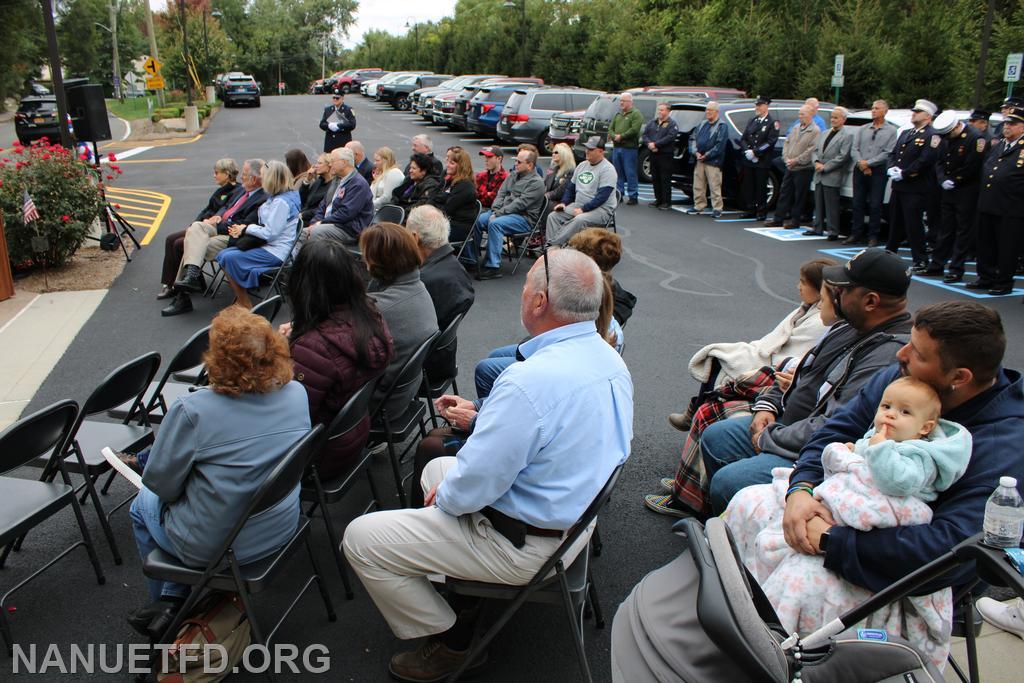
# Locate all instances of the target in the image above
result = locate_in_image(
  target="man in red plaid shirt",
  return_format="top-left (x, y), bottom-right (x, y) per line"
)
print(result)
top-left (475, 146), bottom-right (508, 208)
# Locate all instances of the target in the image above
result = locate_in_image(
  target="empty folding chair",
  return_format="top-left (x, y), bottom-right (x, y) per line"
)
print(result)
top-left (444, 464), bottom-right (624, 682)
top-left (300, 376), bottom-right (382, 595)
top-left (108, 325), bottom-right (210, 425)
top-left (368, 331), bottom-right (439, 508)
top-left (0, 400), bottom-right (106, 652)
top-left (144, 425), bottom-right (336, 656)
top-left (372, 204), bottom-right (405, 226)
top-left (419, 311), bottom-right (467, 428)
top-left (30, 352), bottom-right (161, 564)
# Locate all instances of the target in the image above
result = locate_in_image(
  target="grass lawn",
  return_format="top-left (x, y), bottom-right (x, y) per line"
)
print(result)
top-left (105, 97), bottom-right (163, 120)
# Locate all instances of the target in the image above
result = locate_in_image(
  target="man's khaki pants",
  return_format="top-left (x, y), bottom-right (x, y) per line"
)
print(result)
top-left (175, 221), bottom-right (230, 281)
top-left (343, 456), bottom-right (592, 640)
top-left (692, 161), bottom-right (723, 212)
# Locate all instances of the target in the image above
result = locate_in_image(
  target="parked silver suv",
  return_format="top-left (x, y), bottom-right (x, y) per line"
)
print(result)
top-left (496, 87), bottom-right (603, 153)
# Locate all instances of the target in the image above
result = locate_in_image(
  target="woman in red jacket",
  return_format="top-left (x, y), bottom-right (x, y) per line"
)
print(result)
top-left (281, 239), bottom-right (395, 479)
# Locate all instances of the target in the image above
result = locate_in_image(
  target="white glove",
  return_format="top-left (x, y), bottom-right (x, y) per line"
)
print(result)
top-left (744, 149), bottom-right (756, 162)
top-left (328, 122), bottom-right (339, 132)
top-left (941, 179), bottom-right (955, 190)
top-left (887, 167), bottom-right (903, 182)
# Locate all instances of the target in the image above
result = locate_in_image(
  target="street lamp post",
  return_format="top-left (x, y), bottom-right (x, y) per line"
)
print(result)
top-left (502, 0), bottom-right (527, 77)
top-left (405, 18), bottom-right (419, 68)
top-left (178, 0), bottom-right (193, 106)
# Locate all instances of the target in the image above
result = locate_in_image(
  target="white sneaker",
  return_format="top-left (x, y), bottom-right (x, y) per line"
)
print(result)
top-left (977, 597), bottom-right (1024, 639)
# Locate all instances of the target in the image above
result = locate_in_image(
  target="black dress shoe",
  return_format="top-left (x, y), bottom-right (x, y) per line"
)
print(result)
top-left (626, 197), bottom-right (638, 205)
top-left (923, 265), bottom-right (944, 276)
top-left (739, 212), bottom-right (756, 219)
top-left (475, 267), bottom-right (503, 281)
top-left (174, 265), bottom-right (206, 294)
top-left (764, 220), bottom-right (784, 227)
top-left (842, 235), bottom-right (865, 245)
top-left (801, 229), bottom-right (823, 236)
top-left (161, 293), bottom-right (193, 317)
top-left (127, 597), bottom-right (185, 639)
top-left (987, 286), bottom-right (1013, 296)
top-left (156, 285), bottom-right (176, 300)
top-left (943, 273), bottom-right (963, 283)
top-left (648, 201), bottom-right (662, 208)
top-left (827, 234), bottom-right (839, 241)
top-left (964, 280), bottom-right (991, 290)
top-left (911, 263), bottom-right (929, 275)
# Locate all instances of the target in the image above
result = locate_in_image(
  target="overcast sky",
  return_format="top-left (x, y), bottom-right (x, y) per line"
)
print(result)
top-left (342, 0), bottom-right (458, 48)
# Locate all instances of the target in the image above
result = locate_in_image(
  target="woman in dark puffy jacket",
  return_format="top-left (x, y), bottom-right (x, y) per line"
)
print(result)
top-left (391, 153), bottom-right (441, 217)
top-left (280, 239), bottom-right (395, 479)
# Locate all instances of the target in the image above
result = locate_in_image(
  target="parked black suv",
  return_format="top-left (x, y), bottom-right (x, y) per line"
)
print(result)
top-left (382, 74), bottom-right (452, 110)
top-left (666, 99), bottom-right (834, 208)
top-left (14, 78), bottom-right (87, 144)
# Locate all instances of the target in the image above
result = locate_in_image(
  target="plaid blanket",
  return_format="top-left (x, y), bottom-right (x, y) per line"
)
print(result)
top-left (672, 364), bottom-right (780, 514)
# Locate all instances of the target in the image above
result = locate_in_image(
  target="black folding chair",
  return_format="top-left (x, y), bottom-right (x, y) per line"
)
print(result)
top-left (250, 293), bottom-right (283, 324)
top-left (300, 376), bottom-right (383, 596)
top-left (504, 197), bottom-right (549, 275)
top-left (419, 311), bottom-right (467, 428)
top-left (444, 464), bottom-right (625, 682)
top-left (172, 298), bottom-right (281, 384)
top-left (600, 191), bottom-right (621, 234)
top-left (369, 331), bottom-right (440, 508)
top-left (144, 425), bottom-right (336, 660)
top-left (452, 200), bottom-right (483, 261)
top-left (107, 325), bottom-right (210, 424)
top-left (0, 400), bottom-right (106, 653)
top-left (372, 204), bottom-right (405, 225)
top-left (29, 352), bottom-right (161, 564)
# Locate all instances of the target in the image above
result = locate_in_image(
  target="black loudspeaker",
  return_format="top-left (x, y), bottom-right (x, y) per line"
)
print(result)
top-left (66, 83), bottom-right (112, 142)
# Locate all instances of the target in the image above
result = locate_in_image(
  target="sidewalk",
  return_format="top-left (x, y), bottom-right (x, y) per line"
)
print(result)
top-left (0, 289), bottom-right (106, 429)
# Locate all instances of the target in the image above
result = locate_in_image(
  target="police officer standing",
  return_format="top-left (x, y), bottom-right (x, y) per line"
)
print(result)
top-left (991, 96), bottom-right (1024, 143)
top-left (884, 99), bottom-right (939, 272)
top-left (739, 96), bottom-right (779, 220)
top-left (968, 110), bottom-right (991, 142)
top-left (925, 110), bottom-right (984, 282)
top-left (320, 89), bottom-right (357, 153)
top-left (967, 105), bottom-right (1024, 296)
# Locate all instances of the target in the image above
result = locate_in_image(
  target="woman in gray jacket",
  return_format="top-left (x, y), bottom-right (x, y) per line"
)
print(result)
top-left (360, 222), bottom-right (439, 417)
top-left (127, 306), bottom-right (310, 638)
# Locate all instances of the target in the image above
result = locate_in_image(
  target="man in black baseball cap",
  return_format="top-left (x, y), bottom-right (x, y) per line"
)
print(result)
top-left (696, 247), bottom-right (912, 514)
top-left (823, 247), bottom-right (913, 297)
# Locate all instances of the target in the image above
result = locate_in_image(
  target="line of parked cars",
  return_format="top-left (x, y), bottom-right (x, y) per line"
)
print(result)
top-left (337, 70), bottom-right (1006, 213)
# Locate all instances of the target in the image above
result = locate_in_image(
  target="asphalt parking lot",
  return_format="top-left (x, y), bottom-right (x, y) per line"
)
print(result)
top-left (8, 94), bottom-right (1024, 681)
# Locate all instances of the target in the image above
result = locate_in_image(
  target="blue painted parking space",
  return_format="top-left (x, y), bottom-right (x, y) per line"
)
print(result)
top-left (818, 246), bottom-right (1024, 299)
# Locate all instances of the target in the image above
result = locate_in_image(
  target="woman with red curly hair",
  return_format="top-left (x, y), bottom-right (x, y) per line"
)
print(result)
top-left (127, 306), bottom-right (310, 639)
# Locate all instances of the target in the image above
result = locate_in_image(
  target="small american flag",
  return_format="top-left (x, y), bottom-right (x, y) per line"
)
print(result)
top-left (23, 189), bottom-right (40, 224)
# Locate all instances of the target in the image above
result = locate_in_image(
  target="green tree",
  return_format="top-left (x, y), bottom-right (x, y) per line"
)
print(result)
top-left (0, 0), bottom-right (45, 104)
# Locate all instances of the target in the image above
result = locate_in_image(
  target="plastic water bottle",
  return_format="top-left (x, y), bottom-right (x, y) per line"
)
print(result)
top-left (983, 476), bottom-right (1024, 548)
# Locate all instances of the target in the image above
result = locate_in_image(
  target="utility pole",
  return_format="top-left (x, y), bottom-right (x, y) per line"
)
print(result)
top-left (179, 0), bottom-right (193, 106)
top-left (109, 2), bottom-right (122, 100)
top-left (143, 0), bottom-right (164, 106)
top-left (40, 0), bottom-right (72, 148)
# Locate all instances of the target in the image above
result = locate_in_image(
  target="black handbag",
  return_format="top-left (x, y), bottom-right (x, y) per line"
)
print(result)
top-left (229, 230), bottom-right (267, 251)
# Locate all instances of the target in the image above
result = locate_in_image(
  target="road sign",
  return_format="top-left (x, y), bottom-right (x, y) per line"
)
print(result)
top-left (1006, 53), bottom-right (1023, 83)
top-left (831, 54), bottom-right (845, 88)
top-left (143, 57), bottom-right (162, 76)
top-left (145, 76), bottom-right (165, 90)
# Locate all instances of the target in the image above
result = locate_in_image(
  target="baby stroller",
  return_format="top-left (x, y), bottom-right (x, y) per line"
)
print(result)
top-left (612, 517), bottom-right (1024, 682)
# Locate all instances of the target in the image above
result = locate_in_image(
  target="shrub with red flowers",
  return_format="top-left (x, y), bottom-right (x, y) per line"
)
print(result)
top-left (0, 138), bottom-right (116, 267)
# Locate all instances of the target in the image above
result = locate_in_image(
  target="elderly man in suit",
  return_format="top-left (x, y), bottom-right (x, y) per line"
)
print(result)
top-left (804, 107), bottom-right (853, 239)
top-left (163, 159), bottom-right (268, 316)
top-left (765, 105), bottom-right (819, 229)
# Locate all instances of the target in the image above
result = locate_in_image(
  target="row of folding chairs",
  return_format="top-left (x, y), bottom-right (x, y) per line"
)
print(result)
top-left (203, 218), bottom-right (304, 301)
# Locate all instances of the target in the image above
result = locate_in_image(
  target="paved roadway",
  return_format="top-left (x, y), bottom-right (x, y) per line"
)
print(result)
top-left (10, 95), bottom-right (1024, 681)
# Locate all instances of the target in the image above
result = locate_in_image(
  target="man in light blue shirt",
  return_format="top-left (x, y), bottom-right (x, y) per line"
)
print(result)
top-left (344, 249), bottom-right (633, 682)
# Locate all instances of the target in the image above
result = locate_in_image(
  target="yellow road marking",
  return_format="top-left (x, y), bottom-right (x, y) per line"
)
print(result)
top-left (116, 158), bottom-right (186, 164)
top-left (102, 186), bottom-right (172, 246)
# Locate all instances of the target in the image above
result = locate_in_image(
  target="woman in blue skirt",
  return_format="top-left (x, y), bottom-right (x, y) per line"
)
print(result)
top-left (217, 159), bottom-right (301, 308)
